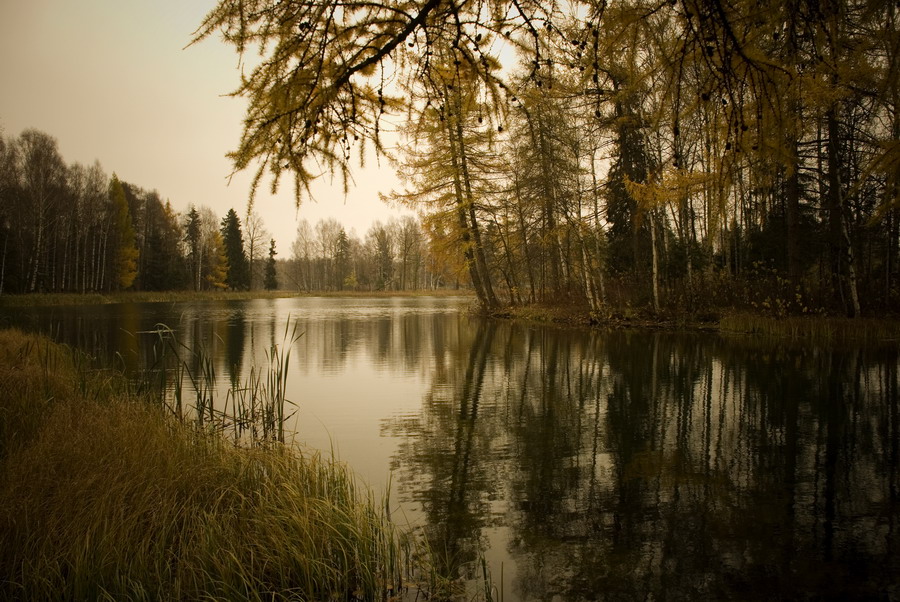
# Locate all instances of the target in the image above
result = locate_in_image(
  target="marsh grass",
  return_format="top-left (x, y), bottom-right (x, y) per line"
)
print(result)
top-left (0, 329), bottom-right (408, 600)
top-left (1, 402), bottom-right (406, 600)
top-left (0, 328), bottom-right (498, 600)
top-left (720, 313), bottom-right (900, 344)
top-left (0, 329), bottom-right (129, 459)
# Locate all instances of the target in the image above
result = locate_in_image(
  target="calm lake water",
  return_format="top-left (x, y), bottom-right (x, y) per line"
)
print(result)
top-left (2, 296), bottom-right (900, 600)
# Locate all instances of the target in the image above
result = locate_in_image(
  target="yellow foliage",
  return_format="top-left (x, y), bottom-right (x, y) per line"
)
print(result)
top-left (205, 231), bottom-right (229, 291)
top-left (625, 168), bottom-right (710, 211)
top-left (109, 175), bottom-right (139, 290)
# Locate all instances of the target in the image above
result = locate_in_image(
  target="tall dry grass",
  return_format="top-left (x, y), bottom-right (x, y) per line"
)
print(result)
top-left (719, 313), bottom-right (900, 344)
top-left (0, 328), bottom-right (129, 459)
top-left (0, 329), bottom-right (405, 600)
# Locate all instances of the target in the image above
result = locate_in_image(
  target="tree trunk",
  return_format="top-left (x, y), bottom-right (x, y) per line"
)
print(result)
top-left (580, 235), bottom-right (599, 312)
top-left (590, 155), bottom-right (607, 305)
top-left (651, 209), bottom-right (660, 313)
top-left (495, 212), bottom-right (521, 304)
top-left (0, 226), bottom-right (7, 295)
top-left (454, 115), bottom-right (498, 309)
top-left (785, 138), bottom-right (802, 284)
top-left (444, 87), bottom-right (498, 309)
top-left (28, 207), bottom-right (44, 292)
top-left (99, 221), bottom-right (108, 292)
top-left (514, 174), bottom-right (537, 303)
top-left (443, 114), bottom-right (489, 307)
top-left (827, 107), bottom-right (861, 317)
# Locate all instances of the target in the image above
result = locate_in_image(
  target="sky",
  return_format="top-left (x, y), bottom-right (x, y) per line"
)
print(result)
top-left (0, 0), bottom-right (413, 252)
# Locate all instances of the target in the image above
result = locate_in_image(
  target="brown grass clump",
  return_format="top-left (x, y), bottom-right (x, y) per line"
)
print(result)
top-left (0, 329), bottom-right (404, 601)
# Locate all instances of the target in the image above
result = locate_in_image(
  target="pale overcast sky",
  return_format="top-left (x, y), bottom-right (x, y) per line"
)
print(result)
top-left (0, 1), bottom-right (412, 252)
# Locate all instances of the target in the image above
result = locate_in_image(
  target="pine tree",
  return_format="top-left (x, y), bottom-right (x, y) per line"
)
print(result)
top-left (264, 238), bottom-right (278, 290)
top-left (220, 208), bottom-right (250, 290)
top-left (184, 206), bottom-right (202, 291)
top-left (334, 229), bottom-right (350, 291)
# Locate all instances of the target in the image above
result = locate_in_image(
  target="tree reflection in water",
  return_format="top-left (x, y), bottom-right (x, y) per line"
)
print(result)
top-left (387, 321), bottom-right (900, 600)
top-left (387, 319), bottom-right (501, 587)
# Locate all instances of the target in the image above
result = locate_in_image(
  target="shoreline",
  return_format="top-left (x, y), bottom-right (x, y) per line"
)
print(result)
top-left (487, 304), bottom-right (900, 344)
top-left (3, 291), bottom-right (900, 344)
top-left (0, 288), bottom-right (474, 307)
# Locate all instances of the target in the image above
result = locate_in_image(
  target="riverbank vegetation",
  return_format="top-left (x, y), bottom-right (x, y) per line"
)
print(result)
top-left (719, 313), bottom-right (900, 344)
top-left (489, 301), bottom-right (900, 344)
top-left (0, 328), bottom-right (491, 600)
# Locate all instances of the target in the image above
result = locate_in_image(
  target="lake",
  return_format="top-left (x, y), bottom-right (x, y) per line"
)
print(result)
top-left (2, 296), bottom-right (899, 600)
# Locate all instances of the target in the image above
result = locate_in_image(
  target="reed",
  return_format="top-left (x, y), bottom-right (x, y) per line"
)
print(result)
top-left (141, 319), bottom-right (302, 445)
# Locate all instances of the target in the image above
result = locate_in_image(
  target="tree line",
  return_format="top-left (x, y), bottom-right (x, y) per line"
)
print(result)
top-left (0, 129), bottom-right (165, 294)
top-left (0, 129), bottom-right (256, 293)
top-left (0, 128), bottom-right (241, 294)
top-left (197, 0), bottom-right (900, 317)
top-left (0, 127), bottom-right (452, 295)
top-left (286, 215), bottom-right (457, 291)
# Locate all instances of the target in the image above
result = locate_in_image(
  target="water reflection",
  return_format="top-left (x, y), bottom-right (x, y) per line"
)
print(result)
top-left (387, 323), bottom-right (900, 600)
top-left (1, 298), bottom-right (898, 599)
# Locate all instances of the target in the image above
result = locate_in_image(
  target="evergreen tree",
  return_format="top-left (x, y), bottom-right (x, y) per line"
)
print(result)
top-left (140, 199), bottom-right (186, 291)
top-left (160, 200), bottom-right (187, 289)
top-left (335, 228), bottom-right (350, 291)
top-left (184, 206), bottom-right (202, 291)
top-left (264, 238), bottom-right (278, 290)
top-left (220, 208), bottom-right (250, 290)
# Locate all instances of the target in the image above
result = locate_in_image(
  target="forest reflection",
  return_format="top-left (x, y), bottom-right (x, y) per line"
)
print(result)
top-left (386, 320), bottom-right (900, 600)
top-left (0, 298), bottom-right (458, 384)
top-left (2, 298), bottom-right (898, 599)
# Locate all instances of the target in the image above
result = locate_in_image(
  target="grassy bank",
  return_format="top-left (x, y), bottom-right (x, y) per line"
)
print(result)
top-left (719, 313), bottom-right (900, 344)
top-left (0, 288), bottom-right (473, 308)
top-left (490, 303), bottom-right (900, 343)
top-left (0, 329), bottom-right (410, 600)
top-left (490, 303), bottom-right (718, 331)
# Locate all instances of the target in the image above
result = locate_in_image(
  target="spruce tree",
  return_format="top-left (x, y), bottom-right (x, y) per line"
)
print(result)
top-left (264, 238), bottom-right (278, 290)
top-left (184, 206), bottom-right (202, 291)
top-left (220, 208), bottom-right (250, 290)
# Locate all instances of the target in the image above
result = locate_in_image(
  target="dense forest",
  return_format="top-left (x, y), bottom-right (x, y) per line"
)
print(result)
top-left (0, 128), bottom-right (449, 295)
top-left (194, 0), bottom-right (900, 317)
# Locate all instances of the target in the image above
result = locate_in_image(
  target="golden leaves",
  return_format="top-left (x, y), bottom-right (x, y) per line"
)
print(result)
top-left (625, 168), bottom-right (711, 212)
